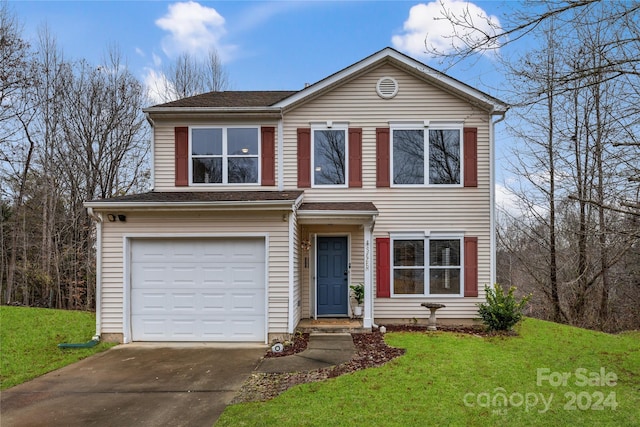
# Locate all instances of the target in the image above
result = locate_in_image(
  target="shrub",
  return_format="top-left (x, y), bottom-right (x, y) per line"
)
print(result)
top-left (478, 284), bottom-right (530, 332)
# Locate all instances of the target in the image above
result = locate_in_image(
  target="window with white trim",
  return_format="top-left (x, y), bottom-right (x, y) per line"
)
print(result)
top-left (392, 235), bottom-right (462, 296)
top-left (391, 124), bottom-right (462, 186)
top-left (191, 127), bottom-right (259, 184)
top-left (312, 125), bottom-right (347, 187)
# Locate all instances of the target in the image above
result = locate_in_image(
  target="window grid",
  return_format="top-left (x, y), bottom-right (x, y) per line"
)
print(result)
top-left (190, 126), bottom-right (260, 185)
top-left (391, 236), bottom-right (463, 297)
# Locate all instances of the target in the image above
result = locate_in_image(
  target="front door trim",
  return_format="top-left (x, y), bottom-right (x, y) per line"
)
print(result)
top-left (315, 234), bottom-right (350, 317)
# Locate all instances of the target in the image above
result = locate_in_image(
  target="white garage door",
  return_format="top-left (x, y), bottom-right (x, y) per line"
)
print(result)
top-left (130, 238), bottom-right (265, 342)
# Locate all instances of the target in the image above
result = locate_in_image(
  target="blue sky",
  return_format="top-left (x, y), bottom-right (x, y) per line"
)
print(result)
top-left (9, 0), bottom-right (519, 208)
top-left (10, 1), bottom-right (510, 93)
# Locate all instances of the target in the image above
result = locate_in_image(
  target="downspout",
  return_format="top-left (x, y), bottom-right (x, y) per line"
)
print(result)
top-left (367, 216), bottom-right (379, 329)
top-left (287, 207), bottom-right (296, 334)
top-left (60, 207), bottom-right (102, 348)
top-left (87, 207), bottom-right (102, 341)
top-left (145, 113), bottom-right (155, 191)
top-left (490, 111), bottom-right (507, 288)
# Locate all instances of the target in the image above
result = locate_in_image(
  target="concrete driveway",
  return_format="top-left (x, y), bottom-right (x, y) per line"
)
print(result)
top-left (1, 343), bottom-right (266, 427)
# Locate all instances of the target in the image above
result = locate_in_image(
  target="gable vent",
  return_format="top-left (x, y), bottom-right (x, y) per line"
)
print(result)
top-left (376, 76), bottom-right (398, 99)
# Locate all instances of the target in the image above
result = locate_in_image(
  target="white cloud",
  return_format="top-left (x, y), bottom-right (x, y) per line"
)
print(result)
top-left (135, 47), bottom-right (145, 57)
top-left (392, 0), bottom-right (501, 58)
top-left (152, 53), bottom-right (162, 67)
top-left (155, 1), bottom-right (236, 61)
top-left (144, 68), bottom-right (173, 105)
top-left (495, 182), bottom-right (520, 216)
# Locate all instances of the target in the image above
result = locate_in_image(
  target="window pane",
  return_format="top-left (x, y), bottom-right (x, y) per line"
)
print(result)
top-left (228, 157), bottom-right (258, 183)
top-left (429, 240), bottom-right (460, 266)
top-left (314, 130), bottom-right (345, 185)
top-left (394, 269), bottom-right (425, 294)
top-left (192, 128), bottom-right (222, 155)
top-left (429, 129), bottom-right (460, 184)
top-left (394, 240), bottom-right (424, 266)
top-left (192, 158), bottom-right (222, 183)
top-left (429, 269), bottom-right (460, 294)
top-left (228, 128), bottom-right (259, 155)
top-left (393, 129), bottom-right (424, 184)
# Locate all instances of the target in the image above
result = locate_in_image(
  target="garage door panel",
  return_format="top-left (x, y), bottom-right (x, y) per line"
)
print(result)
top-left (231, 293), bottom-right (263, 311)
top-left (132, 316), bottom-right (264, 341)
top-left (133, 290), bottom-right (265, 313)
top-left (131, 238), bottom-right (265, 342)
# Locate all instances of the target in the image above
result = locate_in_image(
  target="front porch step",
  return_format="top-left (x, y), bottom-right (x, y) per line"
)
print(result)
top-left (296, 318), bottom-right (371, 334)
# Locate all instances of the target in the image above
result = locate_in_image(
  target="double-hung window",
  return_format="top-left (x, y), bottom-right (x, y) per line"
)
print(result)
top-left (312, 125), bottom-right (348, 187)
top-left (392, 234), bottom-right (463, 296)
top-left (391, 123), bottom-right (462, 186)
top-left (191, 127), bottom-right (259, 184)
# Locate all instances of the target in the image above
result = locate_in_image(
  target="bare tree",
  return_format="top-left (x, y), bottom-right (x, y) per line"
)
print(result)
top-left (0, 1), bottom-right (34, 304)
top-left (55, 47), bottom-right (148, 308)
top-left (152, 50), bottom-right (229, 103)
top-left (1, 26), bottom-right (150, 308)
top-left (491, 3), bottom-right (640, 331)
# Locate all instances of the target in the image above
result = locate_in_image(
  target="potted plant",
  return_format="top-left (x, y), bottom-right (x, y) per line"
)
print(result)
top-left (350, 283), bottom-right (364, 317)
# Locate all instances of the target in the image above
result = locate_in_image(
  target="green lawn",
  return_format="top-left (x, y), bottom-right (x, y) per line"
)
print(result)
top-left (0, 306), bottom-right (116, 389)
top-left (217, 318), bottom-right (640, 426)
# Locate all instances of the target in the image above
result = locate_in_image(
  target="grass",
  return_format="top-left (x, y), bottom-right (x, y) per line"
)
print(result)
top-left (0, 306), bottom-right (116, 390)
top-left (217, 318), bottom-right (640, 426)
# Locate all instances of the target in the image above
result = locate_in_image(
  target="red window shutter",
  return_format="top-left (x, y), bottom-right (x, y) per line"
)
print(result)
top-left (348, 128), bottom-right (362, 188)
top-left (463, 127), bottom-right (478, 187)
top-left (464, 236), bottom-right (478, 297)
top-left (261, 126), bottom-right (276, 186)
top-left (297, 128), bottom-right (311, 188)
top-left (376, 237), bottom-right (391, 298)
top-left (376, 128), bottom-right (390, 187)
top-left (175, 127), bottom-right (189, 187)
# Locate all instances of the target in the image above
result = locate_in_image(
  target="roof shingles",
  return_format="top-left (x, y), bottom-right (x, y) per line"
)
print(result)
top-left (149, 91), bottom-right (298, 109)
top-left (87, 191), bottom-right (303, 204)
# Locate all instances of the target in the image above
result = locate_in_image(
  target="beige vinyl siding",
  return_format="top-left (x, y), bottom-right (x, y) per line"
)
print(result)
top-left (283, 63), bottom-right (492, 320)
top-left (153, 119), bottom-right (280, 191)
top-left (98, 210), bottom-right (291, 337)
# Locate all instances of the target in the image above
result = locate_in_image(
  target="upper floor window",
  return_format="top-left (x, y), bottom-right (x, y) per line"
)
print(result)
top-left (392, 235), bottom-right (462, 296)
top-left (191, 127), bottom-right (259, 184)
top-left (312, 126), bottom-right (348, 187)
top-left (391, 125), bottom-right (462, 186)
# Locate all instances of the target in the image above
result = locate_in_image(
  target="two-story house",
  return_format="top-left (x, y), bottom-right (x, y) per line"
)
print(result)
top-left (85, 47), bottom-right (508, 343)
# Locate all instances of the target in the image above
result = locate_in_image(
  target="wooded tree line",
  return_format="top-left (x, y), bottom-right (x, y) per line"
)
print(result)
top-left (434, 0), bottom-right (639, 331)
top-left (0, 3), bottom-right (228, 309)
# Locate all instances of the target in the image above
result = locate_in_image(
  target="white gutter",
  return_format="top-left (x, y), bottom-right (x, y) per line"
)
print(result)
top-left (87, 207), bottom-right (102, 340)
top-left (84, 199), bottom-right (301, 210)
top-left (142, 106), bottom-right (282, 114)
top-left (287, 210), bottom-right (295, 334)
top-left (297, 210), bottom-right (379, 217)
top-left (490, 110), bottom-right (507, 288)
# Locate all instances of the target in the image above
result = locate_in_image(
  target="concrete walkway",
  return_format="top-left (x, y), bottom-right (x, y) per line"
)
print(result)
top-left (257, 333), bottom-right (356, 373)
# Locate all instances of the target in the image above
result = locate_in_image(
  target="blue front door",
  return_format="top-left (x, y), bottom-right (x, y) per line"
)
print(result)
top-left (317, 236), bottom-right (349, 316)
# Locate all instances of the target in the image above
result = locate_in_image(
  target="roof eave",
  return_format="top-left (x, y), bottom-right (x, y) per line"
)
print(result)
top-left (142, 106), bottom-right (283, 119)
top-left (84, 199), bottom-right (300, 211)
top-left (297, 210), bottom-right (378, 225)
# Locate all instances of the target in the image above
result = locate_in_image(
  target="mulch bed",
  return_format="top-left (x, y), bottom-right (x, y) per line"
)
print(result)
top-left (232, 324), bottom-right (492, 403)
